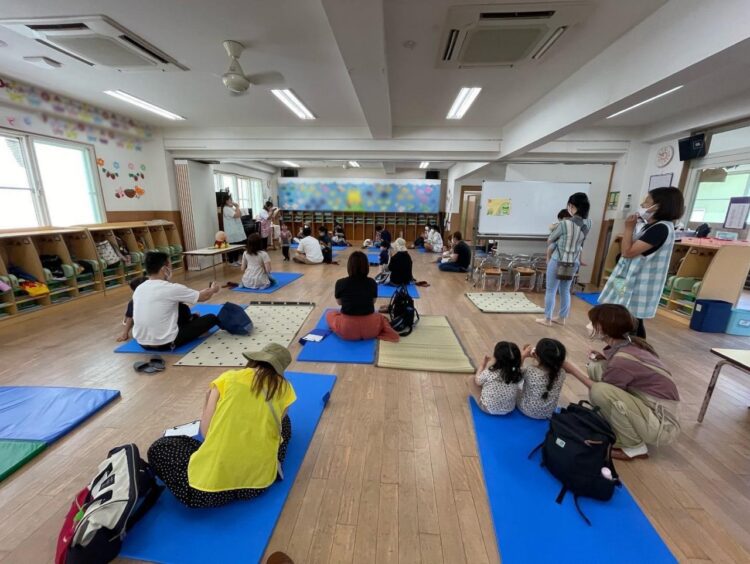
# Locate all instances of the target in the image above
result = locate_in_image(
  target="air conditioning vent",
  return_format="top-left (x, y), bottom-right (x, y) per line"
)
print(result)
top-left (0, 15), bottom-right (188, 72)
top-left (479, 11), bottom-right (556, 20)
top-left (437, 2), bottom-right (589, 68)
top-left (28, 23), bottom-right (90, 31)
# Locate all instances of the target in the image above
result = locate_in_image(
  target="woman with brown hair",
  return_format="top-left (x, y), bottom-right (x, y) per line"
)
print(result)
top-left (239, 233), bottom-right (275, 289)
top-left (563, 304), bottom-right (680, 461)
top-left (326, 251), bottom-right (400, 342)
top-left (147, 343), bottom-right (295, 508)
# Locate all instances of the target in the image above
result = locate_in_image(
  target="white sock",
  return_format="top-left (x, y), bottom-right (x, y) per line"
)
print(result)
top-left (620, 444), bottom-right (648, 458)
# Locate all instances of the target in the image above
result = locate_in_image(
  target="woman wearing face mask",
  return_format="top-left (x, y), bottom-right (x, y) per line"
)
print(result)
top-left (598, 187), bottom-right (684, 338)
top-left (536, 192), bottom-right (591, 327)
top-left (563, 304), bottom-right (680, 461)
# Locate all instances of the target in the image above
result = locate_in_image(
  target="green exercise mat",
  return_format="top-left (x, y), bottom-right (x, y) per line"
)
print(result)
top-left (0, 439), bottom-right (46, 482)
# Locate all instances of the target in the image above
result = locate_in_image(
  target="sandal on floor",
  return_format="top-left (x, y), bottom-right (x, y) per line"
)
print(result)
top-left (133, 361), bottom-right (160, 374)
top-left (149, 356), bottom-right (166, 371)
top-left (223, 282), bottom-right (239, 288)
top-left (415, 281), bottom-right (430, 287)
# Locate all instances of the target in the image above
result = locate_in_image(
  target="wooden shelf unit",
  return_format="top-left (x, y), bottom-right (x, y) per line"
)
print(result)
top-left (0, 219), bottom-right (184, 323)
top-left (601, 235), bottom-right (750, 326)
top-left (282, 210), bottom-right (442, 243)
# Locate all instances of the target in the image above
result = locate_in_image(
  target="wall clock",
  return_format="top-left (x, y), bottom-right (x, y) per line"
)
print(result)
top-left (656, 145), bottom-right (674, 168)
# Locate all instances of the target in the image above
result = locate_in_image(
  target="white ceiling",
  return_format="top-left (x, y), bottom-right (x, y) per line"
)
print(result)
top-left (0, 0), bottom-right (664, 130)
top-left (0, 0), bottom-right (748, 165)
top-left (598, 58), bottom-right (750, 128)
top-left (256, 159), bottom-right (454, 170)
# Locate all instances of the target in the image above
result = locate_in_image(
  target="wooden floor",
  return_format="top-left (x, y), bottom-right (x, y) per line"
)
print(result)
top-left (1, 247), bottom-right (750, 563)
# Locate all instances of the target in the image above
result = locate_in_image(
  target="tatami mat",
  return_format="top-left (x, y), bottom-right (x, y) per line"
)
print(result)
top-left (377, 315), bottom-right (475, 373)
top-left (175, 302), bottom-right (314, 367)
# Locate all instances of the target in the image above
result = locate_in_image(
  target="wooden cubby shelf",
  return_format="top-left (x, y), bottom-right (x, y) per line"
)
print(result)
top-left (0, 219), bottom-right (184, 323)
top-left (281, 210), bottom-right (443, 243)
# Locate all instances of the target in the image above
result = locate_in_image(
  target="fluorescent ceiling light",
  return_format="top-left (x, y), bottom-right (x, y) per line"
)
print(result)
top-left (532, 26), bottom-right (567, 60)
top-left (606, 86), bottom-right (684, 119)
top-left (271, 89), bottom-right (315, 120)
top-left (446, 87), bottom-right (481, 120)
top-left (282, 160), bottom-right (299, 168)
top-left (103, 90), bottom-right (185, 120)
top-left (348, 161), bottom-right (360, 168)
top-left (419, 161), bottom-right (430, 169)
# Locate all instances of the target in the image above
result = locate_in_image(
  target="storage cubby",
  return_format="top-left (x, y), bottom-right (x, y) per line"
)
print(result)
top-left (0, 219), bottom-right (182, 323)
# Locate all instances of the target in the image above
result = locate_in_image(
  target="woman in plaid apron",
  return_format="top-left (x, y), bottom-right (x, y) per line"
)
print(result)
top-left (599, 188), bottom-right (684, 338)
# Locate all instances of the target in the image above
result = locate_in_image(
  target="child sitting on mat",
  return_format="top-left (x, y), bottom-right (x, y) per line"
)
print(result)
top-left (240, 233), bottom-right (276, 290)
top-left (116, 276), bottom-right (146, 342)
top-left (518, 338), bottom-right (567, 419)
top-left (466, 341), bottom-right (522, 415)
top-left (148, 343), bottom-right (295, 508)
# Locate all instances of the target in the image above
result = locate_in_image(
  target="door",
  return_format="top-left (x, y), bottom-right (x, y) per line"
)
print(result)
top-left (461, 191), bottom-right (481, 242)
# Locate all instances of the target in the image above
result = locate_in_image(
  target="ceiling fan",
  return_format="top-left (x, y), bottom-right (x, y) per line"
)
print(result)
top-left (220, 40), bottom-right (283, 95)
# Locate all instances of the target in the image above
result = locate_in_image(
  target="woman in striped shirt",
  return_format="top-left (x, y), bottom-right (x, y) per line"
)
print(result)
top-left (537, 192), bottom-right (591, 327)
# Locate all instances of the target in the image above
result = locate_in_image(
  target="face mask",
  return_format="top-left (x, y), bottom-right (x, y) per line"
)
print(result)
top-left (638, 205), bottom-right (656, 221)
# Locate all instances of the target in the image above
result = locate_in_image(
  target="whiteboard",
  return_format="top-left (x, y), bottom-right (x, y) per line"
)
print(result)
top-left (478, 181), bottom-right (590, 236)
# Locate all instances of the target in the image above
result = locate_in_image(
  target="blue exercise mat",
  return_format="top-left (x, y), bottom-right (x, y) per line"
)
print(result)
top-left (0, 386), bottom-right (120, 443)
top-left (416, 247), bottom-right (427, 253)
top-left (575, 292), bottom-right (601, 306)
top-left (230, 272), bottom-right (303, 294)
top-left (470, 401), bottom-right (675, 564)
top-left (121, 372), bottom-right (336, 564)
top-left (367, 252), bottom-right (381, 265)
top-left (297, 308), bottom-right (376, 364)
top-left (114, 304), bottom-right (222, 354)
top-left (377, 283), bottom-right (420, 299)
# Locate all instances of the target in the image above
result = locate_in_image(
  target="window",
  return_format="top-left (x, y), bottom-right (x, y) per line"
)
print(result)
top-left (0, 132), bottom-right (103, 228)
top-left (0, 135), bottom-right (38, 228)
top-left (690, 164), bottom-right (750, 224)
top-left (213, 171), bottom-right (264, 216)
top-left (33, 140), bottom-right (102, 226)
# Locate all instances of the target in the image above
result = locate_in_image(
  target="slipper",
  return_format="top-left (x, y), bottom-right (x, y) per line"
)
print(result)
top-left (133, 361), bottom-right (159, 374)
top-left (415, 281), bottom-right (430, 287)
top-left (223, 282), bottom-right (239, 288)
top-left (149, 356), bottom-right (166, 371)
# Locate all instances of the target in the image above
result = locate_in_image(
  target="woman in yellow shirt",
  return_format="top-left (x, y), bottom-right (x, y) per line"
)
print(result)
top-left (148, 342), bottom-right (296, 508)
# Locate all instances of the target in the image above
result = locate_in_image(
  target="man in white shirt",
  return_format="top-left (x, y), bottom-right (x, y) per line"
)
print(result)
top-left (293, 227), bottom-right (324, 264)
top-left (133, 252), bottom-right (221, 350)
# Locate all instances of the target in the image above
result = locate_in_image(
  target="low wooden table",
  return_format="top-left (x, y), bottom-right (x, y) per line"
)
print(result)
top-left (698, 348), bottom-right (750, 422)
top-left (182, 245), bottom-right (244, 279)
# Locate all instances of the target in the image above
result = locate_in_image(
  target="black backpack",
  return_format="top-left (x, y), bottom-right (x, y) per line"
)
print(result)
top-left (388, 284), bottom-right (419, 336)
top-left (57, 444), bottom-right (163, 564)
top-left (529, 401), bottom-right (620, 525)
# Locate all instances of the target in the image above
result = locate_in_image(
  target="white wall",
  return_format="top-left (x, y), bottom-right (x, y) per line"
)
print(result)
top-left (0, 101), bottom-right (174, 216)
top-left (185, 161), bottom-right (220, 269)
top-left (458, 163), bottom-right (612, 283)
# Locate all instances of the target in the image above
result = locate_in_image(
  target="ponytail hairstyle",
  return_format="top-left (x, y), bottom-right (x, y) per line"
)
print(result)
top-left (534, 338), bottom-right (566, 400)
top-left (490, 341), bottom-right (522, 384)
top-left (587, 304), bottom-right (657, 356)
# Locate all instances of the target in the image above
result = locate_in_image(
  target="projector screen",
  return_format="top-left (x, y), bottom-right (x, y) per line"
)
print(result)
top-left (478, 181), bottom-right (590, 236)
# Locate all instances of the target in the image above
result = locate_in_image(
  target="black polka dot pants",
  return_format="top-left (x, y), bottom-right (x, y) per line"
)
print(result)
top-left (148, 415), bottom-right (292, 508)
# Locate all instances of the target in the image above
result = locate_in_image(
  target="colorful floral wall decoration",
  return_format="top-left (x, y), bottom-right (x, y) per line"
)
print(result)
top-left (278, 178), bottom-right (441, 213)
top-left (101, 158), bottom-right (147, 199)
top-left (0, 75), bottom-right (153, 140)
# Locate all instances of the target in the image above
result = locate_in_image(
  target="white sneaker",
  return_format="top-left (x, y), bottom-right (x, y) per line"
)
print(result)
top-left (535, 318), bottom-right (553, 327)
top-left (230, 261), bottom-right (241, 267)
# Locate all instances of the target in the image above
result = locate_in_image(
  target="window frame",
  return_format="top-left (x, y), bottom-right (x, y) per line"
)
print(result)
top-left (0, 126), bottom-right (106, 228)
top-left (213, 171), bottom-right (264, 216)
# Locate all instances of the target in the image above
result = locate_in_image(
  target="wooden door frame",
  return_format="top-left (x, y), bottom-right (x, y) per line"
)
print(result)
top-left (458, 185), bottom-right (481, 238)
top-left (590, 163), bottom-right (617, 289)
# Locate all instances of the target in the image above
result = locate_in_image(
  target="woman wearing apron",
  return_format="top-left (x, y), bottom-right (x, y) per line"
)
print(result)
top-left (598, 187), bottom-right (684, 338)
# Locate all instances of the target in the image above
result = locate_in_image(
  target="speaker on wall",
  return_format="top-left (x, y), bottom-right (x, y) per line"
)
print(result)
top-left (425, 170), bottom-right (440, 180)
top-left (281, 168), bottom-right (299, 177)
top-left (678, 133), bottom-right (707, 161)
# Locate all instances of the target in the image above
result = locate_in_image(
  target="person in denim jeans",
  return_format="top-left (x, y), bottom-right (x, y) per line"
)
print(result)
top-left (536, 193), bottom-right (591, 327)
